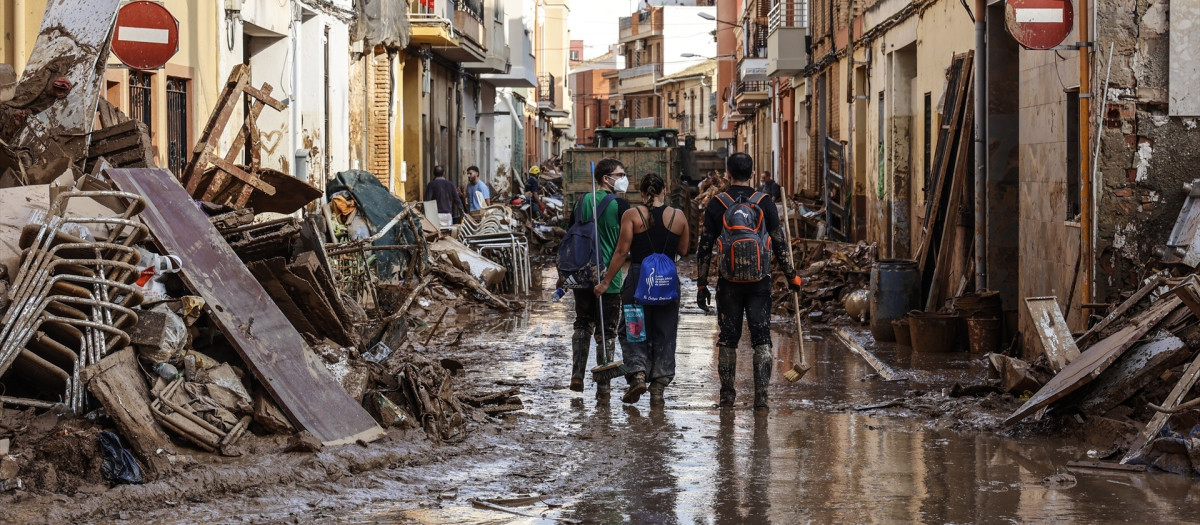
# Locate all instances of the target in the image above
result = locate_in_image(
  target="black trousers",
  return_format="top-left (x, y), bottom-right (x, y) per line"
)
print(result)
top-left (716, 278), bottom-right (773, 348)
top-left (621, 263), bottom-right (679, 386)
top-left (573, 289), bottom-right (621, 342)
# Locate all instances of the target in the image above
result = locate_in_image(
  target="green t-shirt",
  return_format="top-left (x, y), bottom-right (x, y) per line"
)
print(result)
top-left (577, 190), bottom-right (627, 294)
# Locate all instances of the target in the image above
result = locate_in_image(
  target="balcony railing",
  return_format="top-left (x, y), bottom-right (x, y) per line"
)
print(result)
top-left (619, 63), bottom-right (661, 80)
top-left (538, 73), bottom-right (555, 106)
top-left (738, 80), bottom-right (769, 96)
top-left (409, 0), bottom-right (447, 24)
top-left (769, 1), bottom-right (809, 33)
top-left (619, 16), bottom-right (632, 28)
top-left (454, 0), bottom-right (483, 22)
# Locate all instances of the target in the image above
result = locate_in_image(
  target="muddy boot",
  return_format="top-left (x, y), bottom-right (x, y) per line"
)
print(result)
top-left (622, 372), bottom-right (647, 404)
top-left (570, 330), bottom-right (591, 392)
top-left (752, 344), bottom-right (773, 412)
top-left (649, 383), bottom-right (665, 406)
top-left (596, 338), bottom-right (616, 400)
top-left (717, 346), bottom-right (737, 407)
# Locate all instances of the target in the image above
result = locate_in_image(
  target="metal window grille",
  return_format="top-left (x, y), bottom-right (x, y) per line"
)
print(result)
top-left (166, 77), bottom-right (189, 177)
top-left (129, 71), bottom-right (153, 133)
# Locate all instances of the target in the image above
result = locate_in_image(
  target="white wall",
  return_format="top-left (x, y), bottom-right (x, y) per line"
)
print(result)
top-left (662, 6), bottom-right (716, 77)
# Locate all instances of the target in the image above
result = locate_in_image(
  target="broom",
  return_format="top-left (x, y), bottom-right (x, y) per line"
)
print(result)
top-left (587, 161), bottom-right (629, 384)
top-left (780, 186), bottom-right (811, 383)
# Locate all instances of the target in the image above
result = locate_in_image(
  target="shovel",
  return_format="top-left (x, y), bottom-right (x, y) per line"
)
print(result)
top-left (779, 187), bottom-right (810, 382)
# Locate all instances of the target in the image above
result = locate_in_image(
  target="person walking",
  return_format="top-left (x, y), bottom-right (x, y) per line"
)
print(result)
top-left (464, 166), bottom-right (490, 212)
top-left (424, 165), bottom-right (464, 227)
top-left (695, 152), bottom-right (802, 412)
top-left (566, 158), bottom-right (630, 399)
top-left (525, 165), bottom-right (544, 218)
top-left (593, 173), bottom-right (690, 406)
top-left (758, 170), bottom-right (782, 203)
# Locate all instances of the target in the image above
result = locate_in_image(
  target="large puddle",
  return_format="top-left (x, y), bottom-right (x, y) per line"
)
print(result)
top-left (342, 278), bottom-right (1200, 524)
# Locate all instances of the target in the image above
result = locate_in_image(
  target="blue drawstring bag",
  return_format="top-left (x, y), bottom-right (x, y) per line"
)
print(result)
top-left (634, 252), bottom-right (679, 305)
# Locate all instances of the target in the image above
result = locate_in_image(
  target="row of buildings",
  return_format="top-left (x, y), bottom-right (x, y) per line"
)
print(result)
top-left (711, 0), bottom-right (1199, 353)
top-left (1, 0), bottom-right (575, 200)
top-left (567, 1), bottom-right (722, 153)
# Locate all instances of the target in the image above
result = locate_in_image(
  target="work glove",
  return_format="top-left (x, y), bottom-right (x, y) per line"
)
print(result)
top-left (787, 275), bottom-right (803, 292)
top-left (697, 286), bottom-right (712, 312)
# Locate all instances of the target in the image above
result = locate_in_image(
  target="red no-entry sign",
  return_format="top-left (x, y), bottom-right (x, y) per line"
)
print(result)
top-left (111, 1), bottom-right (180, 70)
top-left (1004, 0), bottom-right (1074, 50)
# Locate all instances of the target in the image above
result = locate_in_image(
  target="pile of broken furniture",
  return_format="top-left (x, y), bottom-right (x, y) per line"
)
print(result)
top-left (0, 4), bottom-right (523, 493)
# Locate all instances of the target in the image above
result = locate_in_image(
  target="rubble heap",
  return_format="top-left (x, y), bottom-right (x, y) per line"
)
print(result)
top-left (777, 240), bottom-right (877, 324)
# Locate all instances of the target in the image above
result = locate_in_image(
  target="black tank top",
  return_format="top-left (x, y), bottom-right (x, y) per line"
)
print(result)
top-left (630, 205), bottom-right (681, 263)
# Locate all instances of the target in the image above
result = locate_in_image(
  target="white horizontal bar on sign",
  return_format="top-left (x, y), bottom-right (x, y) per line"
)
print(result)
top-left (1014, 8), bottom-right (1064, 24)
top-left (117, 26), bottom-right (170, 44)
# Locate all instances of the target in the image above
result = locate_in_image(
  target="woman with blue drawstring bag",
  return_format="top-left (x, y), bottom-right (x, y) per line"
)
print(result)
top-left (594, 173), bottom-right (690, 406)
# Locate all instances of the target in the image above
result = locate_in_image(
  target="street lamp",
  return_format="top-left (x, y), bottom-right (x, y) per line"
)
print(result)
top-left (681, 53), bottom-right (736, 59)
top-left (698, 11), bottom-right (739, 28)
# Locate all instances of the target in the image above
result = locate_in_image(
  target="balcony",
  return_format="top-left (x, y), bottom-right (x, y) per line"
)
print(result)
top-left (408, 0), bottom-right (456, 47)
top-left (619, 9), bottom-right (663, 43)
top-left (633, 116), bottom-right (660, 128)
top-left (740, 58), bottom-right (769, 82)
top-left (734, 80), bottom-right (769, 108)
top-left (767, 1), bottom-right (809, 77)
top-left (481, 20), bottom-right (536, 87)
top-left (463, 1), bottom-right (506, 73)
top-left (538, 73), bottom-right (556, 109)
top-left (618, 63), bottom-right (661, 94)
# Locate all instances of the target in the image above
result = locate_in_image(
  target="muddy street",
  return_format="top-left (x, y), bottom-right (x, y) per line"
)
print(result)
top-left (98, 274), bottom-right (1200, 524)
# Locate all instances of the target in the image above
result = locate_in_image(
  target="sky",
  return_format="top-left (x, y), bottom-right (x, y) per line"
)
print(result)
top-left (566, 1), bottom-right (634, 60)
top-left (568, 0), bottom-right (715, 61)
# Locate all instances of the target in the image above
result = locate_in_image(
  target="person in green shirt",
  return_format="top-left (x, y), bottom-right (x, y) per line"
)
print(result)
top-left (567, 157), bottom-right (630, 399)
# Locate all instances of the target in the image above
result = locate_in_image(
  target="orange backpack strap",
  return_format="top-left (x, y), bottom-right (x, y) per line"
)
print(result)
top-left (715, 192), bottom-right (734, 209)
top-left (748, 192), bottom-right (769, 206)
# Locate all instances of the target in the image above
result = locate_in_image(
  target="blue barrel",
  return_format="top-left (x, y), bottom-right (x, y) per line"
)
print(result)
top-left (869, 259), bottom-right (922, 342)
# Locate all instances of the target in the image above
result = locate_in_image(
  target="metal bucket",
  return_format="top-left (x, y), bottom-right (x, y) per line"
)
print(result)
top-left (891, 318), bottom-right (912, 347)
top-left (908, 310), bottom-right (961, 353)
top-left (966, 317), bottom-right (1001, 355)
top-left (869, 260), bottom-right (921, 342)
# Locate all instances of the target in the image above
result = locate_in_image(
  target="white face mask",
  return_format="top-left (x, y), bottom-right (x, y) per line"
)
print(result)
top-left (612, 175), bottom-right (629, 193)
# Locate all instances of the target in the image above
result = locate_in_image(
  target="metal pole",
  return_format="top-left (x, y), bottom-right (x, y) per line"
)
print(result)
top-left (590, 162), bottom-right (605, 356)
top-left (973, 0), bottom-right (986, 292)
top-left (1079, 0), bottom-right (1093, 317)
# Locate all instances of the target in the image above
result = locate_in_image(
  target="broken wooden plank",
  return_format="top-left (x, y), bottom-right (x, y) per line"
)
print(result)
top-left (247, 260), bottom-right (321, 337)
top-left (84, 348), bottom-right (173, 479)
top-left (1025, 296), bottom-right (1082, 372)
top-left (835, 327), bottom-right (907, 382)
top-left (1121, 348), bottom-right (1200, 464)
top-left (1075, 335), bottom-right (1188, 415)
top-left (1075, 273), bottom-right (1165, 349)
top-left (1004, 295), bottom-right (1182, 426)
top-left (1169, 274), bottom-right (1200, 317)
top-left (107, 168), bottom-right (383, 446)
top-left (1066, 460), bottom-right (1147, 473)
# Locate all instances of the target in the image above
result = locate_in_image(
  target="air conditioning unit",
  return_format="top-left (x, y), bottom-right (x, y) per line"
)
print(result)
top-left (635, 40), bottom-right (645, 51)
top-left (616, 44), bottom-right (626, 55)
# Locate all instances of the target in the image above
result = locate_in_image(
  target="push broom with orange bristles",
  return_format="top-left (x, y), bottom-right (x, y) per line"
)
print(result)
top-left (780, 186), bottom-right (810, 382)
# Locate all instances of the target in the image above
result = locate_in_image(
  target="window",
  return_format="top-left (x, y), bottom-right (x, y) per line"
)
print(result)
top-left (569, 50), bottom-right (580, 62)
top-left (1066, 89), bottom-right (1081, 221)
top-left (585, 105), bottom-right (591, 129)
top-left (923, 92), bottom-right (932, 191)
top-left (166, 77), bottom-right (189, 177)
top-left (129, 71), bottom-right (153, 133)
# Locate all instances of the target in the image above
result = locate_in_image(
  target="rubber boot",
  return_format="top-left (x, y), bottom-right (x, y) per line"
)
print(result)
top-left (649, 382), bottom-right (665, 406)
top-left (752, 344), bottom-right (773, 412)
top-left (570, 329), bottom-right (591, 392)
top-left (596, 338), bottom-right (616, 400)
top-left (717, 346), bottom-right (737, 407)
top-left (622, 372), bottom-right (647, 404)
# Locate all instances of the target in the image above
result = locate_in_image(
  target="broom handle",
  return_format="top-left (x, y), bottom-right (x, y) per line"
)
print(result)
top-left (780, 186), bottom-right (808, 366)
top-left (590, 163), bottom-right (608, 364)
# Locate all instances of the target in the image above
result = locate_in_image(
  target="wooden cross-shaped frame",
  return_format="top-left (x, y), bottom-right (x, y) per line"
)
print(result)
top-left (180, 64), bottom-right (287, 208)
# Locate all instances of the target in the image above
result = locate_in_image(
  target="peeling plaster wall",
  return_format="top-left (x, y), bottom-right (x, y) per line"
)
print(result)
top-left (1094, 0), bottom-right (1200, 301)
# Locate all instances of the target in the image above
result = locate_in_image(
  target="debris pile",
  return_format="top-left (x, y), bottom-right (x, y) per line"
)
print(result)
top-left (779, 240), bottom-right (877, 323)
top-left (1000, 273), bottom-right (1200, 475)
top-left (0, 5), bottom-right (531, 495)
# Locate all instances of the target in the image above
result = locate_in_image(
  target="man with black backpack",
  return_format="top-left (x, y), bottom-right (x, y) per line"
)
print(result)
top-left (695, 152), bottom-right (803, 412)
top-left (558, 158), bottom-right (630, 399)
